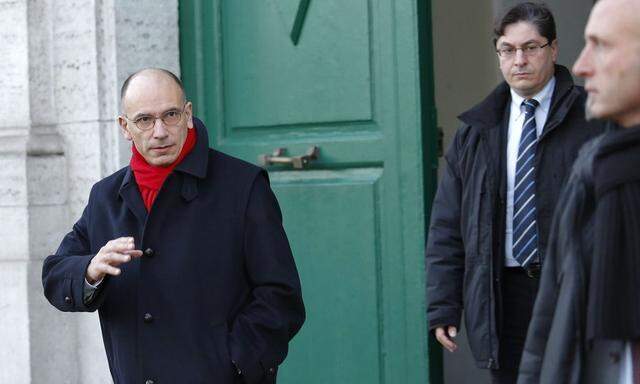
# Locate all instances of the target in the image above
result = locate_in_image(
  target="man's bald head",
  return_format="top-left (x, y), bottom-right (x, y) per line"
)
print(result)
top-left (120, 68), bottom-right (185, 112)
top-left (594, 0), bottom-right (640, 35)
top-left (573, 0), bottom-right (640, 127)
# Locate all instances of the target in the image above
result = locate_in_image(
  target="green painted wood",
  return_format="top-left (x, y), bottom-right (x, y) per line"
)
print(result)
top-left (179, 1), bottom-right (437, 382)
top-left (416, 0), bottom-right (443, 382)
top-left (271, 169), bottom-right (383, 383)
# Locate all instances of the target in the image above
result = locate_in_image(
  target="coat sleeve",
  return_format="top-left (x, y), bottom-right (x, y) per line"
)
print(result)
top-left (516, 227), bottom-right (560, 384)
top-left (517, 169), bottom-right (586, 383)
top-left (518, 136), bottom-right (602, 384)
top-left (42, 188), bottom-right (105, 313)
top-left (229, 171), bottom-right (306, 384)
top-left (425, 128), bottom-right (466, 331)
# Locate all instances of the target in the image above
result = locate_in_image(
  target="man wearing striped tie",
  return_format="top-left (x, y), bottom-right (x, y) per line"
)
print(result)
top-left (519, 0), bottom-right (640, 383)
top-left (425, 2), bottom-right (606, 383)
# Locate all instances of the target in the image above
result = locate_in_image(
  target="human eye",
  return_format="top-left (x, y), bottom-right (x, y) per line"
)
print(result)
top-left (164, 110), bottom-right (179, 118)
top-left (502, 47), bottom-right (515, 55)
top-left (136, 115), bottom-right (153, 124)
top-left (524, 45), bottom-right (539, 52)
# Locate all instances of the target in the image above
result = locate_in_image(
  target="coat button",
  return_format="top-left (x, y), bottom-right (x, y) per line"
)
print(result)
top-left (64, 296), bottom-right (72, 304)
top-left (143, 313), bottom-right (154, 323)
top-left (232, 360), bottom-right (242, 375)
top-left (145, 380), bottom-right (155, 384)
top-left (268, 367), bottom-right (275, 374)
top-left (144, 248), bottom-right (155, 257)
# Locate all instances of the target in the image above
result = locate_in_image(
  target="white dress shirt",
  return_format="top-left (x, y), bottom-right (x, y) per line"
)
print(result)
top-left (620, 342), bottom-right (633, 384)
top-left (504, 77), bottom-right (556, 267)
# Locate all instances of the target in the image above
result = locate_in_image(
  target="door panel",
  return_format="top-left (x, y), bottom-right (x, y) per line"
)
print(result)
top-left (180, 1), bottom-right (434, 382)
top-left (223, 1), bottom-right (373, 128)
top-left (271, 169), bottom-right (382, 383)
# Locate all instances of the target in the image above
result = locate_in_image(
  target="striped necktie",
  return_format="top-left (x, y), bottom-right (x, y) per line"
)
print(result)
top-left (513, 99), bottom-right (540, 267)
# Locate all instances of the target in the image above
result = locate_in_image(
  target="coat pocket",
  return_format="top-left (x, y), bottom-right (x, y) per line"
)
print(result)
top-left (208, 322), bottom-right (236, 381)
top-left (464, 169), bottom-right (488, 265)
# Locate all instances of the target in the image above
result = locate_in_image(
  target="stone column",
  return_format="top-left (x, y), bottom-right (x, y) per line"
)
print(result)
top-left (0, 1), bottom-right (48, 383)
top-left (0, 0), bottom-right (179, 382)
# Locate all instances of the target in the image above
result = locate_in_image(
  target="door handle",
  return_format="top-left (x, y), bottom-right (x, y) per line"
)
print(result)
top-left (258, 146), bottom-right (319, 169)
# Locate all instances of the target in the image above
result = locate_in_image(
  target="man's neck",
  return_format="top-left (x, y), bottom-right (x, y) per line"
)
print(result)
top-left (618, 110), bottom-right (640, 128)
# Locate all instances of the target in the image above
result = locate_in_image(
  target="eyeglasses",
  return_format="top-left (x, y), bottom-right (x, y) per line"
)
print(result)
top-left (124, 103), bottom-right (188, 131)
top-left (496, 42), bottom-right (550, 58)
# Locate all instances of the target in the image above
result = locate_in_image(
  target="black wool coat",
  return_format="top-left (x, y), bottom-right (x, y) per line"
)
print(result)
top-left (516, 134), bottom-right (603, 384)
top-left (425, 65), bottom-right (606, 369)
top-left (42, 119), bottom-right (305, 384)
top-left (519, 126), bottom-right (640, 384)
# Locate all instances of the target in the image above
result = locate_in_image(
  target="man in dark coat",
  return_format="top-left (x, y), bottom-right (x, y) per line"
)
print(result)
top-left (518, 0), bottom-right (640, 383)
top-left (424, 3), bottom-right (605, 383)
top-left (42, 68), bottom-right (305, 384)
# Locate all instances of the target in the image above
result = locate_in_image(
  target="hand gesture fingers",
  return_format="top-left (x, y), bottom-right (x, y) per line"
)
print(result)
top-left (86, 237), bottom-right (142, 284)
top-left (435, 326), bottom-right (458, 352)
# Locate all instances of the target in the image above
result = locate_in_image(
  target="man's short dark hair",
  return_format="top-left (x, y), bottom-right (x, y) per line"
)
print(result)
top-left (493, 2), bottom-right (557, 46)
top-left (120, 68), bottom-right (185, 104)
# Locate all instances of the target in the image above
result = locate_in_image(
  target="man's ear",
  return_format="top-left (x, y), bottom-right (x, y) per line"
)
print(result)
top-left (118, 116), bottom-right (133, 141)
top-left (185, 102), bottom-right (194, 129)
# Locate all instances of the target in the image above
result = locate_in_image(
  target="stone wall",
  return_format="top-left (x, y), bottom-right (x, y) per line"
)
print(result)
top-left (0, 1), bottom-right (179, 382)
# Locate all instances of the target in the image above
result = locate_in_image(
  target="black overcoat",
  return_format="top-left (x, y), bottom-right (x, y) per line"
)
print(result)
top-left (42, 119), bottom-right (305, 384)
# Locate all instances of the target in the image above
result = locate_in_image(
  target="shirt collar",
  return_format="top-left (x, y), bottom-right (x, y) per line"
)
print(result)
top-left (510, 76), bottom-right (556, 116)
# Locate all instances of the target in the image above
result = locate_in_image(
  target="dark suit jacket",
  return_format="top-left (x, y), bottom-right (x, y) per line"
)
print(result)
top-left (42, 118), bottom-right (305, 384)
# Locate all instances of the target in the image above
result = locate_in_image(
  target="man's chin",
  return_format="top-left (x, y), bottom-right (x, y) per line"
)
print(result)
top-left (585, 106), bottom-right (595, 121)
top-left (509, 80), bottom-right (538, 97)
top-left (584, 98), bottom-right (603, 122)
top-left (145, 154), bottom-right (178, 167)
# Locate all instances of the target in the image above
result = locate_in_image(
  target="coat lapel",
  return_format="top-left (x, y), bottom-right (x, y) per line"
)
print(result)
top-left (539, 65), bottom-right (579, 142)
top-left (459, 81), bottom-right (510, 197)
top-left (118, 168), bottom-right (148, 226)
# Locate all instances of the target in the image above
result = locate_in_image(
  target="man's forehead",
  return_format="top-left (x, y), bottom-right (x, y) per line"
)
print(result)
top-left (123, 72), bottom-right (184, 110)
top-left (589, 0), bottom-right (640, 37)
top-left (127, 71), bottom-right (180, 93)
top-left (497, 22), bottom-right (545, 45)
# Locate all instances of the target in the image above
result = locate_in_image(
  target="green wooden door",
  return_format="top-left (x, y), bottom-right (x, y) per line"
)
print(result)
top-left (180, 1), bottom-right (435, 383)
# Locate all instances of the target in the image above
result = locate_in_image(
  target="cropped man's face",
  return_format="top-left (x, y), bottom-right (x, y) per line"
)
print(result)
top-left (496, 21), bottom-right (558, 98)
top-left (118, 70), bottom-right (193, 167)
top-left (573, 0), bottom-right (640, 127)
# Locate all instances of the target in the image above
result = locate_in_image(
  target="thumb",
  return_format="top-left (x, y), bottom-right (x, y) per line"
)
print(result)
top-left (448, 326), bottom-right (457, 338)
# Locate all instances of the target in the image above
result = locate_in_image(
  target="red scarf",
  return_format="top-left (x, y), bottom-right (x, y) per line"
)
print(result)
top-left (130, 128), bottom-right (197, 211)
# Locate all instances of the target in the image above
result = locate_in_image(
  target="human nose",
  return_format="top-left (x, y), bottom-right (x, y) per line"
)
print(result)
top-left (573, 45), bottom-right (592, 78)
top-left (151, 118), bottom-right (169, 138)
top-left (513, 48), bottom-right (528, 66)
